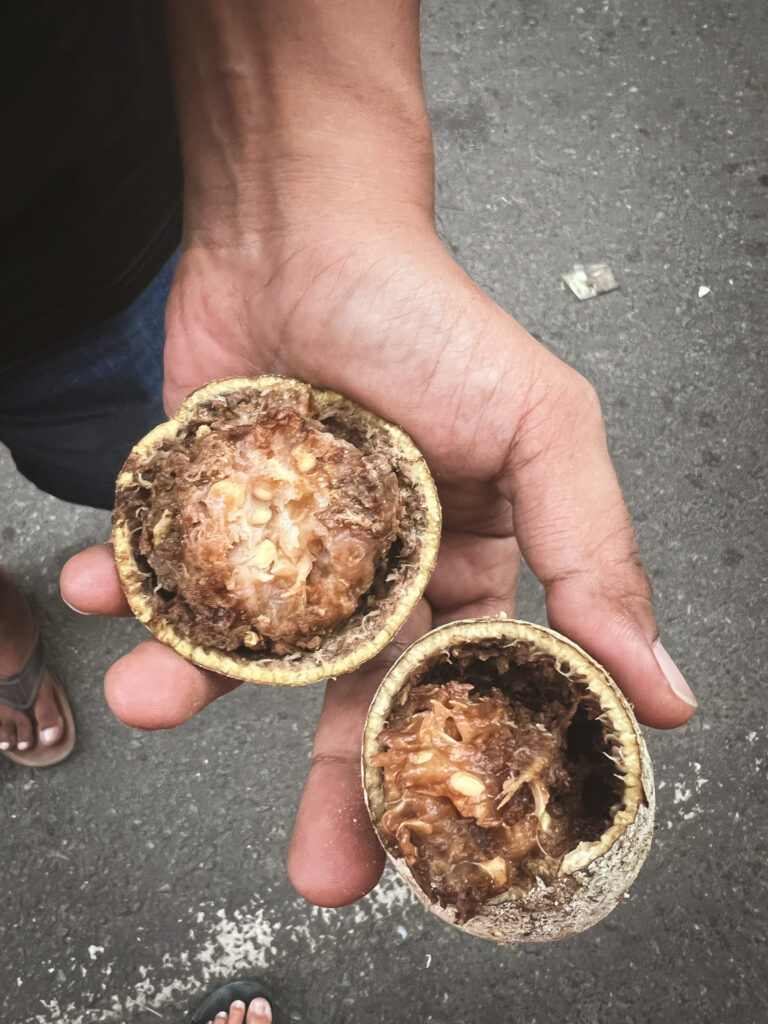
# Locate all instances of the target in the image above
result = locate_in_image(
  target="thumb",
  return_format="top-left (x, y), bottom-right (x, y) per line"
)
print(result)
top-left (501, 374), bottom-right (696, 729)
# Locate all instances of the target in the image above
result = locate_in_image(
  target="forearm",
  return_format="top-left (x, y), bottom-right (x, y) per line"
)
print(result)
top-left (164, 0), bottom-right (435, 243)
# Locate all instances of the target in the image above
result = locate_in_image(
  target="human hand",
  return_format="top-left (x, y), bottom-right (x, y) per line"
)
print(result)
top-left (61, 215), bottom-right (696, 907)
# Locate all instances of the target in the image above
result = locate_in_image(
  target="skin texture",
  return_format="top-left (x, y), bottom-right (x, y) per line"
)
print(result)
top-left (60, 0), bottom-right (696, 907)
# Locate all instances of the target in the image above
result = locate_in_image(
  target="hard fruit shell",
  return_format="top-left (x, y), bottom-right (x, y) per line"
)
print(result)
top-left (362, 618), bottom-right (655, 943)
top-left (113, 376), bottom-right (441, 685)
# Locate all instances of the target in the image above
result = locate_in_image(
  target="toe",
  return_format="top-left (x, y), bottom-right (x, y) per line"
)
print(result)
top-left (247, 998), bottom-right (272, 1024)
top-left (14, 714), bottom-right (34, 751)
top-left (33, 674), bottom-right (65, 746)
top-left (228, 1000), bottom-right (246, 1024)
top-left (0, 717), bottom-right (17, 751)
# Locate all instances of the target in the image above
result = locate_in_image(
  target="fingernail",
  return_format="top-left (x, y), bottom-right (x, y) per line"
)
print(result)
top-left (249, 998), bottom-right (272, 1019)
top-left (41, 727), bottom-right (60, 744)
top-left (62, 596), bottom-right (92, 615)
top-left (653, 640), bottom-right (697, 708)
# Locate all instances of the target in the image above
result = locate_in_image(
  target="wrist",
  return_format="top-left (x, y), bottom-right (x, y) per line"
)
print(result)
top-left (182, 114), bottom-right (436, 247)
top-left (166, 0), bottom-right (435, 246)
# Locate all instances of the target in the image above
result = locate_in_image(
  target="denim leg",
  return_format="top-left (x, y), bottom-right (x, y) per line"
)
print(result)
top-left (0, 249), bottom-right (179, 510)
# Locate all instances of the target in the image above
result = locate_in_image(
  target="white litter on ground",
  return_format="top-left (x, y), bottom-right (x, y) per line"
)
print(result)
top-left (32, 872), bottom-right (416, 1024)
top-left (562, 263), bottom-right (619, 300)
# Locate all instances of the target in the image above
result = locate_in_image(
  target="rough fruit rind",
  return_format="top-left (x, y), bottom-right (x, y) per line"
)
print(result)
top-left (362, 618), bottom-right (655, 943)
top-left (113, 376), bottom-right (441, 685)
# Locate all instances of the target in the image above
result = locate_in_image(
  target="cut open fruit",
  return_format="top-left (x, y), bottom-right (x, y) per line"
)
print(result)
top-left (363, 619), bottom-right (655, 943)
top-left (113, 377), bottom-right (440, 685)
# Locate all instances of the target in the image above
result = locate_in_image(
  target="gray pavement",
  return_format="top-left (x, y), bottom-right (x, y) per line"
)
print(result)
top-left (2, 1), bottom-right (766, 1022)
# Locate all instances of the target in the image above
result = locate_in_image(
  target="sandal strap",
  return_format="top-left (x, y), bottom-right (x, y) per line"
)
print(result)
top-left (0, 635), bottom-right (45, 711)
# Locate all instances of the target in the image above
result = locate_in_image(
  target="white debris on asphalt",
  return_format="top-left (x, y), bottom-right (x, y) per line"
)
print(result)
top-left (562, 263), bottom-right (619, 300)
top-left (31, 874), bottom-right (417, 1024)
top-left (698, 285), bottom-right (711, 297)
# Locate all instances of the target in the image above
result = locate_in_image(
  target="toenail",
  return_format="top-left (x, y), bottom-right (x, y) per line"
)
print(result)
top-left (0, 741), bottom-right (9, 750)
top-left (249, 998), bottom-right (271, 1016)
top-left (231, 1003), bottom-right (246, 1010)
top-left (17, 740), bottom-right (31, 750)
top-left (41, 727), bottom-right (60, 744)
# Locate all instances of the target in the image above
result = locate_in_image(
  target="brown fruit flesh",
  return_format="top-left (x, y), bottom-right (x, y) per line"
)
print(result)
top-left (128, 382), bottom-right (399, 653)
top-left (373, 666), bottom-right (625, 923)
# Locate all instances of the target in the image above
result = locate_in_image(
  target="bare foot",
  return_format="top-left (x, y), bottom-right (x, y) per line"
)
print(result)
top-left (0, 568), bottom-right (65, 753)
top-left (205, 997), bottom-right (272, 1024)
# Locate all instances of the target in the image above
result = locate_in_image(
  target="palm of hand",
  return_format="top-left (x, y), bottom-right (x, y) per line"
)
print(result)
top-left (163, 229), bottom-right (539, 628)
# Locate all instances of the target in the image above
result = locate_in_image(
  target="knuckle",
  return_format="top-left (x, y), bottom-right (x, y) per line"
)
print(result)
top-left (615, 572), bottom-right (654, 609)
top-left (603, 528), bottom-right (654, 594)
top-left (568, 371), bottom-right (603, 422)
top-left (311, 750), bottom-right (357, 770)
top-left (530, 367), bottom-right (605, 445)
top-left (600, 546), bottom-right (656, 627)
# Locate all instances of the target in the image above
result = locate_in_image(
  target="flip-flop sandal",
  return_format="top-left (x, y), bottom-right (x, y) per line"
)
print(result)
top-left (189, 978), bottom-right (280, 1024)
top-left (0, 633), bottom-right (76, 768)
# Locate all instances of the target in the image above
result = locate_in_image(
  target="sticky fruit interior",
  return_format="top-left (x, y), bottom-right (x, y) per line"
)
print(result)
top-left (373, 643), bottom-right (627, 922)
top-left (129, 382), bottom-right (400, 654)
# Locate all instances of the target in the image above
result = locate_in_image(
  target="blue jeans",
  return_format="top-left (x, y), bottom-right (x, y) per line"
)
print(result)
top-left (0, 250), bottom-right (179, 510)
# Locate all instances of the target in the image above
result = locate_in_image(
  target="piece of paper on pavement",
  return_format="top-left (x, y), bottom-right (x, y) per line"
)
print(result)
top-left (562, 263), bottom-right (619, 300)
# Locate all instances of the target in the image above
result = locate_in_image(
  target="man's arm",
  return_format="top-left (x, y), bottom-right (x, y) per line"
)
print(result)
top-left (62, 0), bottom-right (696, 909)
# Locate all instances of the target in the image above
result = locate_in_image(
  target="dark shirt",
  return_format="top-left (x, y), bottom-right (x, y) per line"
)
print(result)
top-left (0, 0), bottom-right (182, 367)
